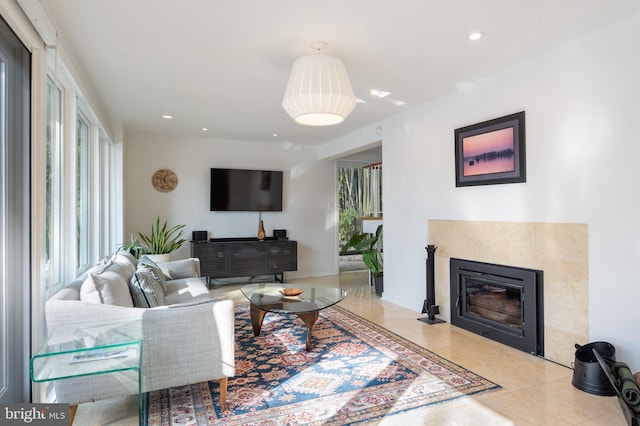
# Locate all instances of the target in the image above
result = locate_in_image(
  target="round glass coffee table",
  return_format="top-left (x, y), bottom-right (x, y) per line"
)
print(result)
top-left (240, 283), bottom-right (346, 350)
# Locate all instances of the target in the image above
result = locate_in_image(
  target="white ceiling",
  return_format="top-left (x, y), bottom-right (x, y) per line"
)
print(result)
top-left (34, 0), bottom-right (639, 146)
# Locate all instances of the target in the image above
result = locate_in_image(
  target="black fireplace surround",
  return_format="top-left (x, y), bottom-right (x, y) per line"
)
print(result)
top-left (450, 258), bottom-right (544, 356)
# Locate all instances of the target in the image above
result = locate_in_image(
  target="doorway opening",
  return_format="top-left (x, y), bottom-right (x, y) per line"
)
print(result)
top-left (336, 146), bottom-right (382, 277)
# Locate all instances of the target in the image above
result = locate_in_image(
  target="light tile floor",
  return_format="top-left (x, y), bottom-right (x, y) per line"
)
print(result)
top-left (73, 271), bottom-right (626, 425)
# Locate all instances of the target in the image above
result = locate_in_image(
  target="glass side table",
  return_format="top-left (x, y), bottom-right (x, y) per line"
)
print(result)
top-left (31, 320), bottom-right (143, 425)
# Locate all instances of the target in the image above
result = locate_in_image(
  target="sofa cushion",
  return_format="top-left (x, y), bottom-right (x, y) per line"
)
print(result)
top-left (166, 298), bottom-right (223, 308)
top-left (164, 277), bottom-right (210, 305)
top-left (104, 261), bottom-right (137, 281)
top-left (129, 269), bottom-right (166, 308)
top-left (138, 256), bottom-right (170, 276)
top-left (156, 258), bottom-right (200, 280)
top-left (112, 250), bottom-right (138, 277)
top-left (80, 272), bottom-right (135, 307)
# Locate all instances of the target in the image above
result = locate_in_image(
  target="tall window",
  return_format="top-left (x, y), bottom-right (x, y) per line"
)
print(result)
top-left (45, 77), bottom-right (63, 294)
top-left (99, 136), bottom-right (111, 257)
top-left (76, 113), bottom-right (90, 270)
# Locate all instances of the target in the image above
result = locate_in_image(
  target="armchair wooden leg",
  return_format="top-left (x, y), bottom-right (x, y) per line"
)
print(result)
top-left (69, 405), bottom-right (78, 425)
top-left (219, 378), bottom-right (228, 412)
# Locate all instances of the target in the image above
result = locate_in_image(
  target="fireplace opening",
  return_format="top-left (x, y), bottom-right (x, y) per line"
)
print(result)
top-left (450, 258), bottom-right (544, 356)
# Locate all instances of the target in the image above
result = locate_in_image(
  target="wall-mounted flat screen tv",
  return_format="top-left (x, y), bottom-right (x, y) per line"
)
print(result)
top-left (210, 168), bottom-right (283, 212)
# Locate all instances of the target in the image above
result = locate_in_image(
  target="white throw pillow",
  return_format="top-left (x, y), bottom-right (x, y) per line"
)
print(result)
top-left (111, 251), bottom-right (137, 277)
top-left (80, 272), bottom-right (135, 307)
top-left (104, 261), bottom-right (136, 282)
top-left (84, 257), bottom-right (113, 277)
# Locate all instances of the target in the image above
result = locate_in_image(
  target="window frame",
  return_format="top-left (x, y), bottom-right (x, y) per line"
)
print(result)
top-left (44, 75), bottom-right (63, 295)
top-left (75, 109), bottom-right (90, 273)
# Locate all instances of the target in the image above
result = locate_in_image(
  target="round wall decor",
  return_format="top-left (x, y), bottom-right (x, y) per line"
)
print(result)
top-left (151, 169), bottom-right (178, 192)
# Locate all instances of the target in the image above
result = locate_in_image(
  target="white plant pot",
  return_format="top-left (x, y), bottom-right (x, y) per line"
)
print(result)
top-left (143, 253), bottom-right (171, 262)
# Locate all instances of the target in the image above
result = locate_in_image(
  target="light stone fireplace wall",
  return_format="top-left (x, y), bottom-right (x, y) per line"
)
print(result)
top-left (428, 219), bottom-right (588, 367)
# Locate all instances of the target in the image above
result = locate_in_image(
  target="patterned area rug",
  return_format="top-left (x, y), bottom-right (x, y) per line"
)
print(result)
top-left (143, 304), bottom-right (500, 425)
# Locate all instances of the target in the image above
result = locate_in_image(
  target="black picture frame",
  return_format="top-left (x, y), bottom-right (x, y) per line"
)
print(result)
top-left (455, 111), bottom-right (526, 187)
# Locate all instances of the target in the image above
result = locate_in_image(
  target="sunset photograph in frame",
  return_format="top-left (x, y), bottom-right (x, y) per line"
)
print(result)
top-left (454, 111), bottom-right (526, 187)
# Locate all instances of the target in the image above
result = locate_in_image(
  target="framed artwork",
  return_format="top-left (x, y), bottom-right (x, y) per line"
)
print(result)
top-left (454, 111), bottom-right (526, 187)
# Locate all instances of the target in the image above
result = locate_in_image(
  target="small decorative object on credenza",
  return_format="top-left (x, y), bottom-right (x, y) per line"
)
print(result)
top-left (257, 220), bottom-right (266, 241)
top-left (192, 230), bottom-right (208, 241)
top-left (274, 229), bottom-right (287, 240)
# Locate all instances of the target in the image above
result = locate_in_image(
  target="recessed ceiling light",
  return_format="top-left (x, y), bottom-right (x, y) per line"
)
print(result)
top-left (162, 114), bottom-right (173, 119)
top-left (272, 133), bottom-right (279, 137)
top-left (201, 127), bottom-right (209, 132)
top-left (468, 32), bottom-right (484, 41)
top-left (370, 89), bottom-right (391, 98)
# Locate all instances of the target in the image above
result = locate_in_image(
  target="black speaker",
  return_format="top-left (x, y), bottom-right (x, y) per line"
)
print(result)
top-left (192, 230), bottom-right (208, 241)
top-left (273, 229), bottom-right (287, 240)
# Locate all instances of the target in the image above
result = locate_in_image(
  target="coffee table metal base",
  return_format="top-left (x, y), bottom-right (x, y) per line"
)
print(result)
top-left (249, 303), bottom-right (319, 351)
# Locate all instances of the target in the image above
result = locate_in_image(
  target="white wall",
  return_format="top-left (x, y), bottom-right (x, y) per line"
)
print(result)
top-left (335, 15), bottom-right (640, 368)
top-left (124, 136), bottom-right (339, 278)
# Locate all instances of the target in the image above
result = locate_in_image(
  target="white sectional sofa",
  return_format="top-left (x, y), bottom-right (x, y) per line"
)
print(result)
top-left (44, 250), bottom-right (235, 413)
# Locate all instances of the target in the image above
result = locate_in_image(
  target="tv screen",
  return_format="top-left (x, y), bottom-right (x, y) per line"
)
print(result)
top-left (210, 168), bottom-right (283, 212)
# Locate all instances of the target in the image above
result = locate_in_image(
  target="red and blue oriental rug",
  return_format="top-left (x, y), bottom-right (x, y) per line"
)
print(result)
top-left (143, 304), bottom-right (500, 425)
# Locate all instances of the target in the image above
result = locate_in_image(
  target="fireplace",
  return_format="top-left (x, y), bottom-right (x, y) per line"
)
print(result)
top-left (450, 258), bottom-right (544, 356)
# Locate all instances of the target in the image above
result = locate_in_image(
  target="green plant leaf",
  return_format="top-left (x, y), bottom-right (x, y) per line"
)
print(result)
top-left (339, 224), bottom-right (382, 276)
top-left (138, 217), bottom-right (186, 254)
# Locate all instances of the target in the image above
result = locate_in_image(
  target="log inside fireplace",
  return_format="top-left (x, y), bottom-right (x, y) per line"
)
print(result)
top-left (450, 258), bottom-right (544, 356)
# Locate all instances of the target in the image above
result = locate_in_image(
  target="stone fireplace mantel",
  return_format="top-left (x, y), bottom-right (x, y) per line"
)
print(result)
top-left (428, 219), bottom-right (588, 367)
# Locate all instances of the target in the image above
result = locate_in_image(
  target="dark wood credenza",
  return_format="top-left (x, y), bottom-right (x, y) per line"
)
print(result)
top-left (191, 238), bottom-right (297, 283)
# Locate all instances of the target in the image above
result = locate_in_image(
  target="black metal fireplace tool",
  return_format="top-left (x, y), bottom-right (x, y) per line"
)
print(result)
top-left (418, 244), bottom-right (445, 324)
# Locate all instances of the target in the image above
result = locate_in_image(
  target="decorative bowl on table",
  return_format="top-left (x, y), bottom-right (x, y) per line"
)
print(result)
top-left (279, 288), bottom-right (304, 297)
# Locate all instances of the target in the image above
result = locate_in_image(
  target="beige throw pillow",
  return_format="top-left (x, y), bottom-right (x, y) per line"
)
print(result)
top-left (80, 271), bottom-right (135, 307)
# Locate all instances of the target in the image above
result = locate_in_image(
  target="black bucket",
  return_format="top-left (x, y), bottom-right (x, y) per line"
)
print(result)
top-left (571, 341), bottom-right (616, 396)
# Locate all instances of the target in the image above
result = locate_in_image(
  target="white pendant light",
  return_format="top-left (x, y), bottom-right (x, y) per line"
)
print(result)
top-left (282, 42), bottom-right (356, 126)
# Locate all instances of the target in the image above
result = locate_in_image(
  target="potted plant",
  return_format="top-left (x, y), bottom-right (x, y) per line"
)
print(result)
top-left (340, 224), bottom-right (383, 295)
top-left (137, 217), bottom-right (187, 261)
top-left (119, 234), bottom-right (145, 258)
